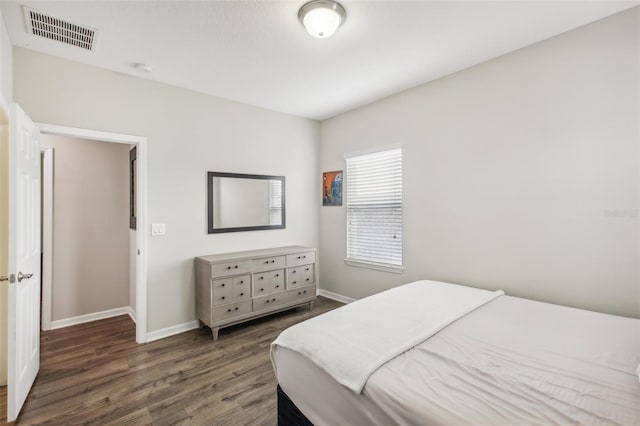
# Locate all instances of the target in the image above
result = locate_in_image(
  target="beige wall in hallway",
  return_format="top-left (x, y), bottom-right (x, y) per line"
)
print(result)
top-left (43, 134), bottom-right (130, 321)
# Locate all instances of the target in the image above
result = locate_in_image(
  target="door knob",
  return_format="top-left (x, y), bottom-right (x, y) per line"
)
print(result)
top-left (17, 272), bottom-right (33, 282)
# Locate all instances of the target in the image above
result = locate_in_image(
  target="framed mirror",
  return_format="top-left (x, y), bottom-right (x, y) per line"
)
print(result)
top-left (207, 172), bottom-right (286, 233)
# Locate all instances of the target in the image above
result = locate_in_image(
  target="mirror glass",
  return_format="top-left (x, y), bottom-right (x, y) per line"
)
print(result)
top-left (208, 172), bottom-right (285, 233)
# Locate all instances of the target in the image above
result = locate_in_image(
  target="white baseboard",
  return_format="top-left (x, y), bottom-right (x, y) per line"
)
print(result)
top-left (317, 289), bottom-right (356, 304)
top-left (50, 306), bottom-right (136, 330)
top-left (145, 320), bottom-right (200, 343)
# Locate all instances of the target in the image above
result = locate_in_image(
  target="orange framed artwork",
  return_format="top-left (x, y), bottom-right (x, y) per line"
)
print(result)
top-left (322, 171), bottom-right (343, 206)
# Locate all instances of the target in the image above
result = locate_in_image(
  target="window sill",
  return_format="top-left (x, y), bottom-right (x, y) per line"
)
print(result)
top-left (344, 258), bottom-right (404, 274)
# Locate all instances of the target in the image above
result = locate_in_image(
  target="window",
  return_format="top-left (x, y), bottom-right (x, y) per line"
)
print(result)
top-left (345, 147), bottom-right (403, 272)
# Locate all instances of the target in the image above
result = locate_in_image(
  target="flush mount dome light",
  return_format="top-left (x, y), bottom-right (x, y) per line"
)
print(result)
top-left (298, 0), bottom-right (346, 39)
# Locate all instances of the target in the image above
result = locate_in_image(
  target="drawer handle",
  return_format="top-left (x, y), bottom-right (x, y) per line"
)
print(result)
top-left (275, 274), bottom-right (279, 277)
top-left (260, 288), bottom-right (264, 292)
top-left (240, 292), bottom-right (244, 296)
top-left (297, 256), bottom-right (301, 259)
top-left (240, 280), bottom-right (244, 284)
top-left (264, 260), bottom-right (269, 264)
top-left (227, 308), bottom-right (232, 312)
top-left (235, 307), bottom-right (239, 311)
top-left (275, 285), bottom-right (280, 288)
top-left (266, 299), bottom-right (270, 303)
top-left (221, 296), bottom-right (225, 300)
top-left (226, 266), bottom-right (231, 270)
top-left (271, 260), bottom-right (275, 263)
top-left (293, 281), bottom-right (297, 284)
top-left (259, 277), bottom-right (264, 280)
top-left (292, 270), bottom-right (297, 274)
top-left (234, 265), bottom-right (238, 269)
top-left (221, 283), bottom-right (225, 287)
top-left (272, 298), bottom-right (276, 302)
top-left (298, 291), bottom-right (301, 295)
top-left (305, 268), bottom-right (309, 271)
top-left (305, 278), bottom-right (310, 282)
top-left (303, 290), bottom-right (307, 294)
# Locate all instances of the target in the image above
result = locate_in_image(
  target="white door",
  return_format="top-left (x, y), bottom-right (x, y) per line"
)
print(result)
top-left (6, 103), bottom-right (40, 422)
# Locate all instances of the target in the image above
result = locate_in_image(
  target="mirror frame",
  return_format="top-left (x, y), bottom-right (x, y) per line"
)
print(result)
top-left (207, 171), bottom-right (286, 234)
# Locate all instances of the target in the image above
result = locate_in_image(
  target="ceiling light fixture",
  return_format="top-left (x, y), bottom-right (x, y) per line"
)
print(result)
top-left (298, 0), bottom-right (346, 39)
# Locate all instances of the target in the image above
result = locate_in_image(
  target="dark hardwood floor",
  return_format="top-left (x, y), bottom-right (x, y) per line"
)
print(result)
top-left (1, 296), bottom-right (342, 425)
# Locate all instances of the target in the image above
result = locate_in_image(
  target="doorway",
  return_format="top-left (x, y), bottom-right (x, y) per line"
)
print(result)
top-left (37, 124), bottom-right (148, 343)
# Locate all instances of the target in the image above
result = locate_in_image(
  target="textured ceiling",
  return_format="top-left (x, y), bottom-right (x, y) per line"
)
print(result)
top-left (1, 1), bottom-right (637, 120)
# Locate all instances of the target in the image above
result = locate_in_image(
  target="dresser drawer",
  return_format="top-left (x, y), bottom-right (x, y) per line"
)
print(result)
top-left (252, 255), bottom-right (286, 272)
top-left (287, 265), bottom-right (313, 288)
top-left (233, 279), bottom-right (251, 301)
top-left (212, 278), bottom-right (233, 305)
top-left (212, 300), bottom-right (252, 323)
top-left (211, 260), bottom-right (252, 277)
top-left (253, 293), bottom-right (289, 312)
top-left (286, 251), bottom-right (316, 267)
top-left (232, 275), bottom-right (250, 287)
top-left (288, 285), bottom-right (316, 302)
top-left (287, 266), bottom-right (312, 288)
top-left (270, 269), bottom-right (285, 293)
top-left (253, 269), bottom-right (284, 294)
top-left (253, 272), bottom-right (271, 296)
top-left (301, 264), bottom-right (315, 285)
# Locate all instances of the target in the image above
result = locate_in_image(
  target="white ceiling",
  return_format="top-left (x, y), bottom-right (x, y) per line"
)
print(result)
top-left (1, 1), bottom-right (637, 120)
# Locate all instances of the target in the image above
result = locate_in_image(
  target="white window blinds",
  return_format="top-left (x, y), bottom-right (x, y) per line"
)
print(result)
top-left (346, 147), bottom-right (403, 269)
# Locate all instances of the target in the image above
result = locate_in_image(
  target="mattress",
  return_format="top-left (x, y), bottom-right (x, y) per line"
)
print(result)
top-left (272, 294), bottom-right (640, 425)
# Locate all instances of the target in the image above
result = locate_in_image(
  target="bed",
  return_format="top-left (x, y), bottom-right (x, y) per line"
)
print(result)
top-left (271, 280), bottom-right (640, 425)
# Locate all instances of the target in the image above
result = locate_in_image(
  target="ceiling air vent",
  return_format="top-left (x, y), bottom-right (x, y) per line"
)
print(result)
top-left (23, 7), bottom-right (98, 51)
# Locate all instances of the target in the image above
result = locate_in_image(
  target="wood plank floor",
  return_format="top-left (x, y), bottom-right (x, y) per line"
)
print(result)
top-left (1, 297), bottom-right (342, 425)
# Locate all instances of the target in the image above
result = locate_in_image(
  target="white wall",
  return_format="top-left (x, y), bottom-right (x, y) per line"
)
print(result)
top-left (42, 134), bottom-right (131, 321)
top-left (320, 8), bottom-right (639, 318)
top-left (13, 48), bottom-right (320, 332)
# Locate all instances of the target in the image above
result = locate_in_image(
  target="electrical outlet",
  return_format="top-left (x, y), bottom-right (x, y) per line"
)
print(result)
top-left (151, 223), bottom-right (165, 236)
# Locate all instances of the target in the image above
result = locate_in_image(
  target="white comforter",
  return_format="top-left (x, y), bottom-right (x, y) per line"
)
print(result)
top-left (272, 293), bottom-right (640, 425)
top-left (271, 280), bottom-right (503, 393)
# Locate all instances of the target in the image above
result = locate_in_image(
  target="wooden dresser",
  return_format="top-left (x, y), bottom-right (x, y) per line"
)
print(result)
top-left (195, 246), bottom-right (317, 340)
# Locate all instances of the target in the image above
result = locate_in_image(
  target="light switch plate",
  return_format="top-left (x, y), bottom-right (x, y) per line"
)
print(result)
top-left (151, 223), bottom-right (165, 236)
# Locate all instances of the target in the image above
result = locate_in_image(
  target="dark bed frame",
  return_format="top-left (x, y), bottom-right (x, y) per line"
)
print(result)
top-left (277, 385), bottom-right (313, 426)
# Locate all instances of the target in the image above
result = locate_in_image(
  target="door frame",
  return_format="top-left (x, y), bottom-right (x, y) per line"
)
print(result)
top-left (40, 145), bottom-right (53, 331)
top-left (37, 123), bottom-right (148, 343)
